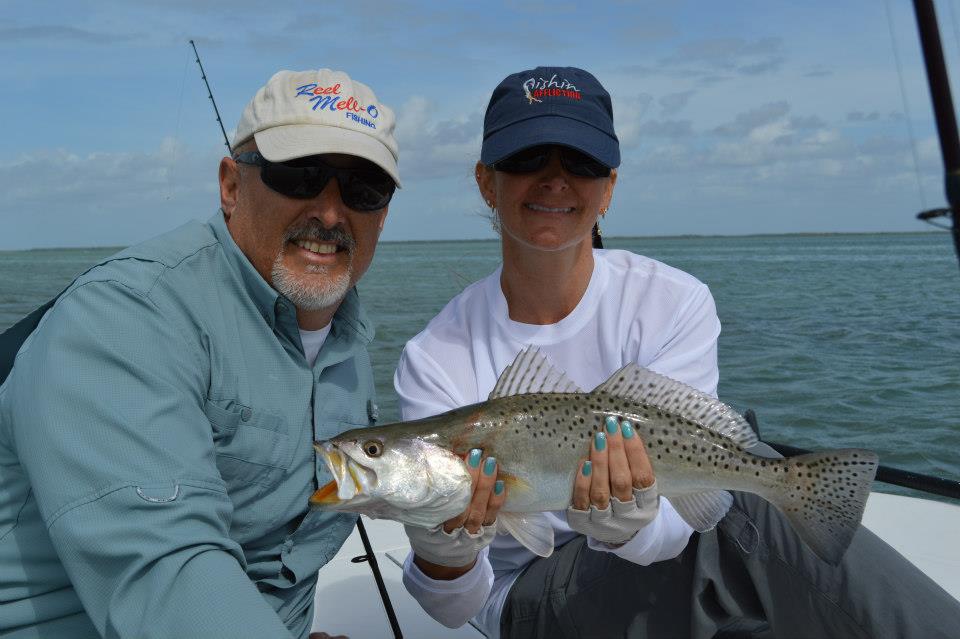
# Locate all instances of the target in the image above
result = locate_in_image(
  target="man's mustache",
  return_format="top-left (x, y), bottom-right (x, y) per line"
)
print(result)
top-left (284, 222), bottom-right (356, 253)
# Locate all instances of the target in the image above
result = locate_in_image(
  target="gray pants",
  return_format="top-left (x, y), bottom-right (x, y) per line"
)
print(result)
top-left (500, 492), bottom-right (960, 638)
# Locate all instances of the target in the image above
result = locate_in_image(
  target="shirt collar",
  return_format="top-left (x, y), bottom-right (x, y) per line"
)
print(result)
top-left (209, 211), bottom-right (280, 324)
top-left (208, 211), bottom-right (375, 344)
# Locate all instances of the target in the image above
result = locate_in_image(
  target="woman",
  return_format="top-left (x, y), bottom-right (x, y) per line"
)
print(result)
top-left (394, 66), bottom-right (959, 638)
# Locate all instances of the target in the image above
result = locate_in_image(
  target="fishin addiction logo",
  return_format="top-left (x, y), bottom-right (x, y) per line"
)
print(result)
top-left (522, 75), bottom-right (581, 104)
top-left (294, 83), bottom-right (380, 129)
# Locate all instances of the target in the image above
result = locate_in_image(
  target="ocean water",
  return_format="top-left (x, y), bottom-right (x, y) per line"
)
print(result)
top-left (2, 233), bottom-right (958, 500)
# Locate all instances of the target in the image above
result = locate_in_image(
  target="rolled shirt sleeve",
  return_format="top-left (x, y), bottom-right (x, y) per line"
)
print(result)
top-left (8, 280), bottom-right (294, 638)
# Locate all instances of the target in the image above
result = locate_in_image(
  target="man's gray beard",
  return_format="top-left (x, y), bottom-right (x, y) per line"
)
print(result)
top-left (272, 257), bottom-right (352, 311)
top-left (271, 223), bottom-right (356, 311)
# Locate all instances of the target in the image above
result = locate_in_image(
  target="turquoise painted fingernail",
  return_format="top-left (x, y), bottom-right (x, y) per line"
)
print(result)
top-left (595, 432), bottom-right (606, 451)
top-left (605, 416), bottom-right (618, 434)
top-left (468, 449), bottom-right (482, 468)
top-left (483, 457), bottom-right (497, 476)
top-left (622, 421), bottom-right (635, 439)
top-left (582, 461), bottom-right (592, 477)
top-left (494, 480), bottom-right (504, 495)
top-left (607, 415), bottom-right (620, 435)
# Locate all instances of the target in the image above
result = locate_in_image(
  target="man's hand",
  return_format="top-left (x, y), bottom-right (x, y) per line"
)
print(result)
top-left (567, 416), bottom-right (660, 545)
top-left (406, 449), bottom-right (506, 579)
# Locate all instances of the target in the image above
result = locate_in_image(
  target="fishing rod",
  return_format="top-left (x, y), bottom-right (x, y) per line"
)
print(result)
top-left (187, 41), bottom-right (403, 639)
top-left (189, 40), bottom-right (232, 156)
top-left (912, 0), bottom-right (960, 274)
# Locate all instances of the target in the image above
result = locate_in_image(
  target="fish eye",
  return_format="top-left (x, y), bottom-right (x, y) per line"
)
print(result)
top-left (362, 440), bottom-right (384, 457)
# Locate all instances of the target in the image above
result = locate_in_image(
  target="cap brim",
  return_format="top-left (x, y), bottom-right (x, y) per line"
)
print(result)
top-left (255, 125), bottom-right (401, 188)
top-left (481, 116), bottom-right (620, 169)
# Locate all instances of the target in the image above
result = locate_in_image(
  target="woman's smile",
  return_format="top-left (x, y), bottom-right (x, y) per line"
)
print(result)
top-left (524, 203), bottom-right (576, 213)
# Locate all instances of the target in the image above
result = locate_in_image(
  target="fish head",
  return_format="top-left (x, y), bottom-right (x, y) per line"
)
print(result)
top-left (309, 430), bottom-right (472, 528)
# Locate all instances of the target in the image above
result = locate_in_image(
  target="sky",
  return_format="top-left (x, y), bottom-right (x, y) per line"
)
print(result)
top-left (2, 0), bottom-right (959, 249)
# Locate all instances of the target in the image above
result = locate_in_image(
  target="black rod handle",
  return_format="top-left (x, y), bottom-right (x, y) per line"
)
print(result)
top-left (352, 517), bottom-right (403, 639)
top-left (913, 0), bottom-right (960, 174)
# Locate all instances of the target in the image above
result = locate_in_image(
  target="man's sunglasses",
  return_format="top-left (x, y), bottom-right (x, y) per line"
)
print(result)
top-left (233, 151), bottom-right (396, 211)
top-left (492, 145), bottom-right (612, 178)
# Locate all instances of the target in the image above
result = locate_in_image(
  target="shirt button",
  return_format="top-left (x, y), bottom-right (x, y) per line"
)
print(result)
top-left (240, 407), bottom-right (252, 422)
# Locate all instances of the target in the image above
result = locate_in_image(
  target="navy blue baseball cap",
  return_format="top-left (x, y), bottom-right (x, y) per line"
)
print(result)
top-left (480, 66), bottom-right (620, 169)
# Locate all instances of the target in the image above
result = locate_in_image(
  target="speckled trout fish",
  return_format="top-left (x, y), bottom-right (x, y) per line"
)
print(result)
top-left (311, 348), bottom-right (878, 564)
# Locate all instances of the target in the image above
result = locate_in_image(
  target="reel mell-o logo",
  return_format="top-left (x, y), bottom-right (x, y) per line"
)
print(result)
top-left (295, 83), bottom-right (380, 129)
top-left (522, 75), bottom-right (581, 104)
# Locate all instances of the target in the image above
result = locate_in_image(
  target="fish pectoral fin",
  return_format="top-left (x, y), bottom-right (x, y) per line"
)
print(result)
top-left (497, 472), bottom-right (531, 496)
top-left (667, 491), bottom-right (733, 532)
top-left (497, 512), bottom-right (554, 558)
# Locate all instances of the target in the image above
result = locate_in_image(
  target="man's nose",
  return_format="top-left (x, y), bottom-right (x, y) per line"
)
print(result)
top-left (309, 178), bottom-right (348, 227)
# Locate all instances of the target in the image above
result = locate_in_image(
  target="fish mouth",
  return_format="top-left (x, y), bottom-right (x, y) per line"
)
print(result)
top-left (310, 442), bottom-right (375, 508)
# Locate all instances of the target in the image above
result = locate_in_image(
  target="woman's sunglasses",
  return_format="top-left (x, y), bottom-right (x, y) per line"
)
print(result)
top-left (492, 145), bottom-right (612, 178)
top-left (233, 151), bottom-right (396, 211)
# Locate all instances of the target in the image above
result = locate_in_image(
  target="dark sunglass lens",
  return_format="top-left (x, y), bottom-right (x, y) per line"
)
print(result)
top-left (340, 170), bottom-right (395, 211)
top-left (260, 164), bottom-right (329, 199)
top-left (494, 146), bottom-right (550, 173)
top-left (560, 149), bottom-right (611, 178)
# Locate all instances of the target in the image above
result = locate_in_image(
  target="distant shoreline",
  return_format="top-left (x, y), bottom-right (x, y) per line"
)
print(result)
top-left (0, 230), bottom-right (947, 253)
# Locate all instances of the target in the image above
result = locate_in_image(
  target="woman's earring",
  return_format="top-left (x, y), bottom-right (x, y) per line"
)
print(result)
top-left (600, 207), bottom-right (608, 217)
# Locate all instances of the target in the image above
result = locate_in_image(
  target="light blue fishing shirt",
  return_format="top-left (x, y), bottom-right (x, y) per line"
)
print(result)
top-left (0, 212), bottom-right (376, 638)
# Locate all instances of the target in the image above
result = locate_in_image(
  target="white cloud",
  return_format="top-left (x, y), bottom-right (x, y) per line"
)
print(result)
top-left (394, 96), bottom-right (483, 180)
top-left (0, 140), bottom-right (222, 249)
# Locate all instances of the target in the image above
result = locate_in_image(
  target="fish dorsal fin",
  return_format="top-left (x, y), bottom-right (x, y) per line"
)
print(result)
top-left (497, 511), bottom-right (555, 558)
top-left (668, 491), bottom-right (733, 532)
top-left (592, 364), bottom-right (758, 448)
top-left (489, 347), bottom-right (583, 400)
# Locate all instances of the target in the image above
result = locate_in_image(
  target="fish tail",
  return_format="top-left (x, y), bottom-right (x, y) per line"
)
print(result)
top-left (768, 449), bottom-right (878, 564)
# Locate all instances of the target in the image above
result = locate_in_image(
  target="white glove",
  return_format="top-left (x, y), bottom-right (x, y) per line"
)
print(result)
top-left (404, 522), bottom-right (497, 568)
top-left (566, 480), bottom-right (660, 545)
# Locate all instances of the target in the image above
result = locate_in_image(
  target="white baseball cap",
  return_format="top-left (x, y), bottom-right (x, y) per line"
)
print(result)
top-left (233, 69), bottom-right (400, 186)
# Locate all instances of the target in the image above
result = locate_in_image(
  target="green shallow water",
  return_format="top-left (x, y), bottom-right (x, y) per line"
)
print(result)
top-left (2, 232), bottom-right (958, 501)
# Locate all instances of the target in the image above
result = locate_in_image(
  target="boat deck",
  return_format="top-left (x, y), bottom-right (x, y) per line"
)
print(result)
top-left (310, 492), bottom-right (960, 637)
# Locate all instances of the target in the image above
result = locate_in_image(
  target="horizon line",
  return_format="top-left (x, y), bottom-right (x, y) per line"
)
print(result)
top-left (0, 229), bottom-right (947, 253)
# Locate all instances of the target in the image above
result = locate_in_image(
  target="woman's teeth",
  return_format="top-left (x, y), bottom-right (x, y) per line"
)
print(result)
top-left (294, 239), bottom-right (337, 254)
top-left (526, 204), bottom-right (574, 213)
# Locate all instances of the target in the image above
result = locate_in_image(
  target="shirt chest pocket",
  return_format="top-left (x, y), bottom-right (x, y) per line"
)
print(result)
top-left (203, 400), bottom-right (294, 488)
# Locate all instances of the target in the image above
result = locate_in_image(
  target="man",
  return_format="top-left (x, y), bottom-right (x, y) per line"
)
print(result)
top-left (0, 69), bottom-right (398, 638)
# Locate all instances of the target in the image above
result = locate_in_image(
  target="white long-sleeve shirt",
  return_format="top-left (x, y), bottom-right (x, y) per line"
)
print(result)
top-left (394, 249), bottom-right (722, 638)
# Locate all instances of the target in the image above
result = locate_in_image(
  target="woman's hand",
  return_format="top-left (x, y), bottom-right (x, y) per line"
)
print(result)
top-left (567, 416), bottom-right (660, 545)
top-left (406, 449), bottom-right (506, 579)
